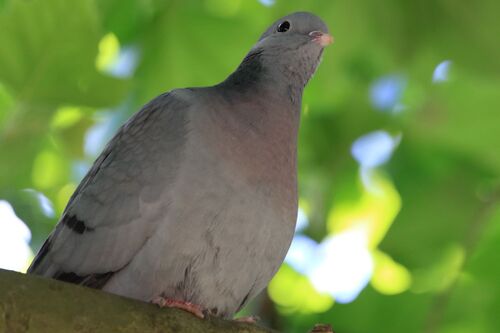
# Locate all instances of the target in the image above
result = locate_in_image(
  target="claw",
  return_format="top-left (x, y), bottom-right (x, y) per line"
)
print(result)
top-left (152, 296), bottom-right (205, 319)
top-left (234, 316), bottom-right (260, 324)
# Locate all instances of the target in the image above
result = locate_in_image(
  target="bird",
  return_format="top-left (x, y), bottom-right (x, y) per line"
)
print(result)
top-left (28, 11), bottom-right (332, 319)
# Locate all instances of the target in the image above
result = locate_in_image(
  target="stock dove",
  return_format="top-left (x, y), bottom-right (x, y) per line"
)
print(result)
top-left (28, 11), bottom-right (332, 318)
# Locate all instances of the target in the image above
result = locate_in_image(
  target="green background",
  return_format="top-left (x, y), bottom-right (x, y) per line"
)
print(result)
top-left (0, 0), bottom-right (499, 332)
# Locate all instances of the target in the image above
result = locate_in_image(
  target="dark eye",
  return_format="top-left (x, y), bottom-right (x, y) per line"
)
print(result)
top-left (277, 21), bottom-right (290, 33)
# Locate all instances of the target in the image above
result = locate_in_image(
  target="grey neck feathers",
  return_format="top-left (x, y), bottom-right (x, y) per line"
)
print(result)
top-left (213, 48), bottom-right (303, 152)
top-left (219, 48), bottom-right (305, 106)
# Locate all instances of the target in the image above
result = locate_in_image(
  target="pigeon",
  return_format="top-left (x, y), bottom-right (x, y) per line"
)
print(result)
top-left (28, 11), bottom-right (332, 319)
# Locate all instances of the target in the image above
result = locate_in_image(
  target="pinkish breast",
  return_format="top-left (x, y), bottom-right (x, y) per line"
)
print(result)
top-left (196, 90), bottom-right (300, 222)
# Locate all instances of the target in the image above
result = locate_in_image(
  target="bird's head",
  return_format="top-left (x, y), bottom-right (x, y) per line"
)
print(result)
top-left (222, 12), bottom-right (332, 100)
top-left (254, 12), bottom-right (332, 87)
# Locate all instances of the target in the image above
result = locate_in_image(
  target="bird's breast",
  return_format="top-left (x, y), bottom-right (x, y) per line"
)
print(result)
top-left (194, 95), bottom-right (300, 220)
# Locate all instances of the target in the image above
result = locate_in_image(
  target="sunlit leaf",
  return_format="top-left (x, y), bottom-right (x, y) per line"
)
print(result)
top-left (269, 265), bottom-right (334, 314)
top-left (31, 150), bottom-right (68, 190)
top-left (371, 250), bottom-right (412, 295)
top-left (327, 172), bottom-right (401, 249)
top-left (95, 32), bottom-right (120, 73)
top-left (56, 182), bottom-right (77, 214)
top-left (51, 106), bottom-right (84, 129)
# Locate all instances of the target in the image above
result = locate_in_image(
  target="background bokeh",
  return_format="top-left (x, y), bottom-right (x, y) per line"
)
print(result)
top-left (1, 0), bottom-right (499, 332)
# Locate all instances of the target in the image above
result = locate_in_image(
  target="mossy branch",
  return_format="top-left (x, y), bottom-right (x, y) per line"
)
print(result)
top-left (0, 269), bottom-right (276, 333)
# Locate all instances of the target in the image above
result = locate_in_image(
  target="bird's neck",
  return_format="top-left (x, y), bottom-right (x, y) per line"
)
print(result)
top-left (212, 48), bottom-right (307, 159)
top-left (218, 49), bottom-right (306, 108)
top-left (206, 54), bottom-right (303, 208)
top-left (206, 80), bottom-right (300, 210)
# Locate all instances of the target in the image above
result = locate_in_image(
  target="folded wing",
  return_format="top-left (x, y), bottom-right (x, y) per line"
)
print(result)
top-left (28, 91), bottom-right (191, 288)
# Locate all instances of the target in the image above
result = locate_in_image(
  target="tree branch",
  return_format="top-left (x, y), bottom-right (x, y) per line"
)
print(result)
top-left (0, 269), bottom-right (276, 333)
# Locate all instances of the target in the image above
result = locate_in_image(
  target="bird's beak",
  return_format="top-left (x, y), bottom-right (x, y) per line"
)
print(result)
top-left (309, 31), bottom-right (334, 47)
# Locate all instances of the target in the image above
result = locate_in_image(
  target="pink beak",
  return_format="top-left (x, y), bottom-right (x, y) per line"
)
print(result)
top-left (309, 31), bottom-right (334, 47)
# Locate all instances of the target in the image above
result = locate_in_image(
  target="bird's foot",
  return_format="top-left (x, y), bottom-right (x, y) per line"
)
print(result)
top-left (234, 315), bottom-right (260, 324)
top-left (309, 324), bottom-right (335, 333)
top-left (152, 296), bottom-right (205, 319)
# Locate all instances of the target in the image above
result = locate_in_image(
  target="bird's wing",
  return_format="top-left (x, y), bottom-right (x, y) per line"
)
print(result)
top-left (28, 91), bottom-right (191, 288)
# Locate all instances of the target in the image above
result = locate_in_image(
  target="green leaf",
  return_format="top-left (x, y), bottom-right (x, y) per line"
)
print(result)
top-left (407, 71), bottom-right (500, 173)
top-left (0, 0), bottom-right (128, 107)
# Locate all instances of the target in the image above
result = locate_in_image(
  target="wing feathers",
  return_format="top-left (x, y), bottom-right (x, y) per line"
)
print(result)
top-left (28, 90), bottom-right (192, 290)
top-left (62, 215), bottom-right (94, 234)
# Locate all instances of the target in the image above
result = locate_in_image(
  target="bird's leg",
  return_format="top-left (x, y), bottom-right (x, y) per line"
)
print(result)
top-left (151, 296), bottom-right (205, 319)
top-left (234, 315), bottom-right (260, 324)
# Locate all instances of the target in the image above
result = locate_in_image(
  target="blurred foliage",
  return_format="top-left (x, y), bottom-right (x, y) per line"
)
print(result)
top-left (0, 0), bottom-right (499, 332)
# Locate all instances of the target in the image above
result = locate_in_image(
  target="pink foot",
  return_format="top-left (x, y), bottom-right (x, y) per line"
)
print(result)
top-left (234, 316), bottom-right (260, 324)
top-left (152, 296), bottom-right (205, 319)
top-left (309, 324), bottom-right (334, 333)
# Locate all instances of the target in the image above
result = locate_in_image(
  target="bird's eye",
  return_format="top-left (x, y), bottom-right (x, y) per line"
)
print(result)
top-left (277, 21), bottom-right (290, 33)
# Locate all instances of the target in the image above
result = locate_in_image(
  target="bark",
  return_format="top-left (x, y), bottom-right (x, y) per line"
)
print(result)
top-left (0, 269), bottom-right (276, 333)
